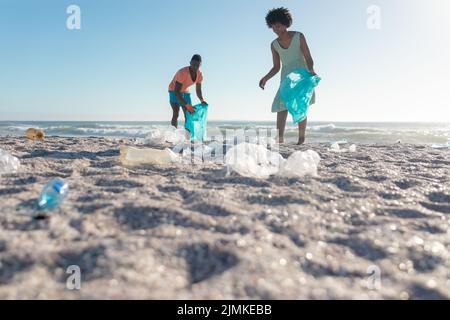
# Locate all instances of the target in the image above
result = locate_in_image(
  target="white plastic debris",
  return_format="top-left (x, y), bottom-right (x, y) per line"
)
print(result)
top-left (141, 126), bottom-right (185, 145)
top-left (225, 143), bottom-right (284, 179)
top-left (0, 149), bottom-right (20, 175)
top-left (330, 142), bottom-right (357, 153)
top-left (119, 146), bottom-right (179, 166)
top-left (431, 142), bottom-right (450, 149)
top-left (279, 150), bottom-right (321, 178)
top-left (225, 143), bottom-right (321, 179)
top-left (330, 142), bottom-right (341, 152)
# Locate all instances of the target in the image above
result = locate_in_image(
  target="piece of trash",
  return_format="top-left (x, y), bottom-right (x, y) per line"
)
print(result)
top-left (431, 142), bottom-right (450, 149)
top-left (279, 150), bottom-right (321, 178)
top-left (279, 68), bottom-right (321, 124)
top-left (0, 149), bottom-right (20, 175)
top-left (225, 143), bottom-right (284, 179)
top-left (37, 178), bottom-right (69, 211)
top-left (141, 126), bottom-right (185, 145)
top-left (185, 103), bottom-right (208, 141)
top-left (336, 139), bottom-right (348, 145)
top-left (120, 146), bottom-right (179, 166)
top-left (330, 142), bottom-right (356, 153)
top-left (330, 142), bottom-right (340, 152)
top-left (26, 128), bottom-right (45, 140)
top-left (225, 143), bottom-right (321, 179)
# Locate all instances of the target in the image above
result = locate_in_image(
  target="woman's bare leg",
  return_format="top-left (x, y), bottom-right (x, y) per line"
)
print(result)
top-left (297, 118), bottom-right (307, 145)
top-left (170, 102), bottom-right (180, 128)
top-left (277, 110), bottom-right (288, 143)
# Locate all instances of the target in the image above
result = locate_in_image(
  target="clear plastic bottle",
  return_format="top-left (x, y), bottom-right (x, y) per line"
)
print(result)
top-left (120, 146), bottom-right (177, 166)
top-left (37, 178), bottom-right (69, 210)
top-left (0, 149), bottom-right (20, 175)
top-left (26, 128), bottom-right (45, 140)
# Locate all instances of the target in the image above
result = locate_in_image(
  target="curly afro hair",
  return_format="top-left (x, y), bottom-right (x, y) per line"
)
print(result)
top-left (265, 7), bottom-right (293, 28)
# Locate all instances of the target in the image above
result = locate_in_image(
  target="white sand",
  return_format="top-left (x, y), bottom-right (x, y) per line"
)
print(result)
top-left (0, 136), bottom-right (449, 299)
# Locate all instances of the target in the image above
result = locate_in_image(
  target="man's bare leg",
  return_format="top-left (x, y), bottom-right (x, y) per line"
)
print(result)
top-left (297, 118), bottom-right (307, 145)
top-left (170, 102), bottom-right (180, 128)
top-left (277, 110), bottom-right (288, 144)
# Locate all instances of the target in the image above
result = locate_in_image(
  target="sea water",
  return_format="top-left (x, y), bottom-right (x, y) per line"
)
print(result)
top-left (0, 121), bottom-right (449, 145)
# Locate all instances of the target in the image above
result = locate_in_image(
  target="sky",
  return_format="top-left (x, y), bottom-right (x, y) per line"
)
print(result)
top-left (0, 0), bottom-right (449, 122)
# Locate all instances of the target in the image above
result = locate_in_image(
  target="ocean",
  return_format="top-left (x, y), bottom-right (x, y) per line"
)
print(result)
top-left (0, 121), bottom-right (449, 145)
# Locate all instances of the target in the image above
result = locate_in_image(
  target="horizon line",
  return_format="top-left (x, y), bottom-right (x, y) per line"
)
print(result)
top-left (0, 119), bottom-right (449, 124)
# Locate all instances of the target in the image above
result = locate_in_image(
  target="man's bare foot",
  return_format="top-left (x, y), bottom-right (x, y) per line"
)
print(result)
top-left (297, 136), bottom-right (305, 145)
top-left (278, 138), bottom-right (284, 144)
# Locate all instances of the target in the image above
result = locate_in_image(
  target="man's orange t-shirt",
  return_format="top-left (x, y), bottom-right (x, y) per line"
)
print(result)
top-left (168, 67), bottom-right (203, 93)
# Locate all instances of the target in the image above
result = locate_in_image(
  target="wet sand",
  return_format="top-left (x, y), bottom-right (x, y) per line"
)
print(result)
top-left (0, 136), bottom-right (449, 299)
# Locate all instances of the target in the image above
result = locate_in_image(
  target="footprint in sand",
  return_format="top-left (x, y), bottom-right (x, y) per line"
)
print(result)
top-left (393, 179), bottom-right (420, 190)
top-left (408, 283), bottom-right (447, 300)
top-left (408, 249), bottom-right (444, 273)
top-left (378, 192), bottom-right (402, 200)
top-left (51, 245), bottom-right (109, 283)
top-left (0, 187), bottom-right (24, 196)
top-left (427, 192), bottom-right (450, 203)
top-left (177, 243), bottom-right (239, 284)
top-left (328, 237), bottom-right (388, 261)
top-left (95, 178), bottom-right (144, 189)
top-left (330, 176), bottom-right (363, 192)
top-left (386, 208), bottom-right (428, 219)
top-left (0, 254), bottom-right (34, 285)
top-left (420, 202), bottom-right (450, 214)
top-left (419, 192), bottom-right (450, 214)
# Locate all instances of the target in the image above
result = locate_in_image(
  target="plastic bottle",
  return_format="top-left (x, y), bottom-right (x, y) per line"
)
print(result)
top-left (26, 128), bottom-right (45, 140)
top-left (0, 149), bottom-right (20, 175)
top-left (37, 178), bottom-right (69, 211)
top-left (120, 146), bottom-right (178, 166)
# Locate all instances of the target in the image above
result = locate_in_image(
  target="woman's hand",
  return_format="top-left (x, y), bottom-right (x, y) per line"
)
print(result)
top-left (259, 77), bottom-right (268, 90)
top-left (308, 68), bottom-right (318, 76)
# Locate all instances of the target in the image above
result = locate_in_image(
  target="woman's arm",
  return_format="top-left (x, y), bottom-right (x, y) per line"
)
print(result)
top-left (300, 33), bottom-right (316, 75)
top-left (259, 44), bottom-right (281, 89)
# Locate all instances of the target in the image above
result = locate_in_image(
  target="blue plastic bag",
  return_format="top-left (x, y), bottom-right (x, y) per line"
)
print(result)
top-left (280, 68), bottom-right (321, 124)
top-left (185, 103), bottom-right (208, 141)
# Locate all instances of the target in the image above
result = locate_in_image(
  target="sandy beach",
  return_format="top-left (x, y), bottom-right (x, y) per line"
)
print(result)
top-left (0, 136), bottom-right (449, 299)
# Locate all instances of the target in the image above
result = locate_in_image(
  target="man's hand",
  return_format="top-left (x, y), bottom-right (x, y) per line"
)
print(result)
top-left (185, 104), bottom-right (195, 113)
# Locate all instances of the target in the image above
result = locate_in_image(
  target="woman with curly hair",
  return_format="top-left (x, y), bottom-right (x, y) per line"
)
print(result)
top-left (259, 7), bottom-right (317, 145)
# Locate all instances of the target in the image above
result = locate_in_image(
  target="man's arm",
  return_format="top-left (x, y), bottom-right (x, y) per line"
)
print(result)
top-left (174, 82), bottom-right (194, 113)
top-left (174, 82), bottom-right (188, 106)
top-left (196, 83), bottom-right (206, 103)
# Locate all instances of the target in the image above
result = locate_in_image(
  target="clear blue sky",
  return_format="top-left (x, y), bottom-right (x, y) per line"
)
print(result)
top-left (0, 0), bottom-right (449, 122)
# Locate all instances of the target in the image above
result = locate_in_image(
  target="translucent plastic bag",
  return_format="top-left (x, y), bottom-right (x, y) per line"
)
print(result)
top-left (185, 103), bottom-right (208, 141)
top-left (280, 68), bottom-right (321, 124)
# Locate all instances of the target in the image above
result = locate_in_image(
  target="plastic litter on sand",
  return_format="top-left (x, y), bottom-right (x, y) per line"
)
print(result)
top-left (0, 149), bottom-right (20, 175)
top-left (137, 126), bottom-right (185, 145)
top-left (225, 143), bottom-right (321, 179)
